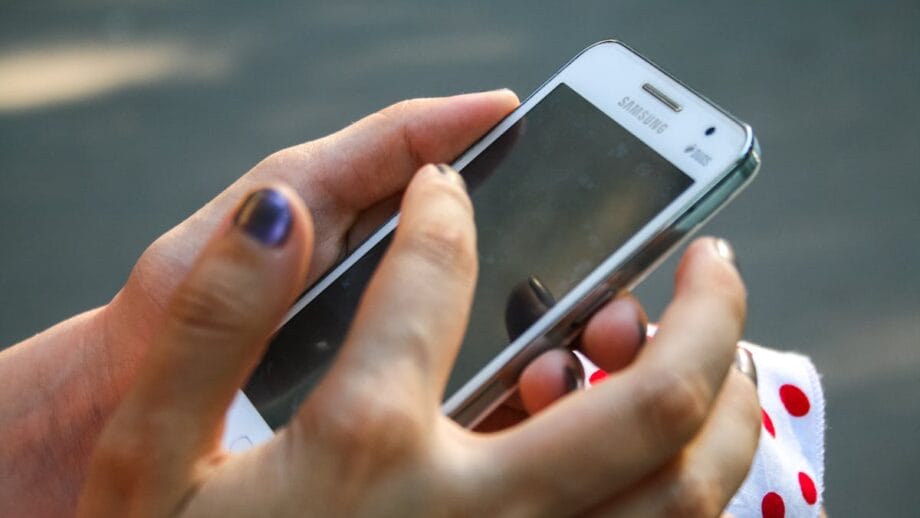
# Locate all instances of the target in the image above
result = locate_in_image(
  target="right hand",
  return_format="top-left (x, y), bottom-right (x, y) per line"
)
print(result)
top-left (78, 159), bottom-right (760, 516)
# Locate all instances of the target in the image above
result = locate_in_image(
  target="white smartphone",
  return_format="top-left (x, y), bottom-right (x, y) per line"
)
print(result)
top-left (222, 40), bottom-right (761, 451)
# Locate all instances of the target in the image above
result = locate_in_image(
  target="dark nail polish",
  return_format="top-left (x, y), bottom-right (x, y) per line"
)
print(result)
top-left (435, 163), bottom-right (466, 191)
top-left (733, 347), bottom-right (757, 386)
top-left (504, 276), bottom-right (556, 341)
top-left (234, 189), bottom-right (292, 247)
top-left (637, 318), bottom-right (648, 346)
top-left (527, 276), bottom-right (557, 309)
top-left (563, 357), bottom-right (584, 393)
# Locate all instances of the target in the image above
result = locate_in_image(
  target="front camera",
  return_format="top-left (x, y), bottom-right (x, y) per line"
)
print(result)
top-left (705, 126), bottom-right (716, 136)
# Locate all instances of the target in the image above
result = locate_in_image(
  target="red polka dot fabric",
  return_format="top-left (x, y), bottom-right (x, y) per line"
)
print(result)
top-left (780, 384), bottom-right (811, 417)
top-left (578, 327), bottom-right (825, 517)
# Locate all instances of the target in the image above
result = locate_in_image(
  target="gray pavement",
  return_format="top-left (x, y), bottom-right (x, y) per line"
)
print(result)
top-left (1, 1), bottom-right (918, 515)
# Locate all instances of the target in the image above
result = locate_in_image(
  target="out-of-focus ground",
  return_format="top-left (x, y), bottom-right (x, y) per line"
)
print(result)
top-left (1, 1), bottom-right (918, 514)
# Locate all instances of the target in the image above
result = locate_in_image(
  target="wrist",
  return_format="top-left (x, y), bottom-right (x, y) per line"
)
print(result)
top-left (0, 305), bottom-right (128, 514)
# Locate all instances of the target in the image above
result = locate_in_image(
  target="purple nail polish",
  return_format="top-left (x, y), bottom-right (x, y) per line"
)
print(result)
top-left (234, 189), bottom-right (292, 247)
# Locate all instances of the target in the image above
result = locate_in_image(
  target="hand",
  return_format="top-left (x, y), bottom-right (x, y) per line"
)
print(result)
top-left (0, 89), bottom-right (646, 512)
top-left (0, 91), bottom-right (522, 513)
top-left (78, 161), bottom-right (759, 516)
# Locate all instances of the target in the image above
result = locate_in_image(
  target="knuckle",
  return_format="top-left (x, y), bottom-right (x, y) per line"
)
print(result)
top-left (89, 427), bottom-right (158, 488)
top-left (382, 98), bottom-right (421, 119)
top-left (401, 214), bottom-right (476, 277)
top-left (168, 257), bottom-right (258, 337)
top-left (636, 370), bottom-right (710, 448)
top-left (663, 472), bottom-right (723, 517)
top-left (258, 146), bottom-right (305, 171)
top-left (310, 382), bottom-right (425, 466)
top-left (376, 98), bottom-right (430, 165)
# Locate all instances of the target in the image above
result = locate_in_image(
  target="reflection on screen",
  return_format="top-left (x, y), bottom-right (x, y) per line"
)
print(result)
top-left (244, 83), bottom-right (692, 428)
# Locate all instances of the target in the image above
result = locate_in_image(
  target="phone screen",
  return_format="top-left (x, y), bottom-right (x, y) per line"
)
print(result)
top-left (244, 83), bottom-right (693, 428)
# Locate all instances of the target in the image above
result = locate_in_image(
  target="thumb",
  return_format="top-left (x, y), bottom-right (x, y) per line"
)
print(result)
top-left (83, 186), bottom-right (311, 511)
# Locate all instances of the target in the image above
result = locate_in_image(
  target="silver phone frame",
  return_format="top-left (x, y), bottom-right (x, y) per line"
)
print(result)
top-left (256, 40), bottom-right (761, 429)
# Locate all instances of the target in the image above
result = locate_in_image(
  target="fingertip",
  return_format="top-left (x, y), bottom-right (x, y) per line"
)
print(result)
top-left (678, 237), bottom-right (740, 278)
top-left (462, 88), bottom-right (519, 106)
top-left (581, 294), bottom-right (647, 373)
top-left (442, 89), bottom-right (519, 127)
top-left (674, 237), bottom-right (746, 315)
top-left (519, 349), bottom-right (583, 415)
top-left (231, 184), bottom-right (314, 298)
top-left (404, 163), bottom-right (473, 218)
top-left (491, 87), bottom-right (520, 106)
top-left (432, 163), bottom-right (468, 191)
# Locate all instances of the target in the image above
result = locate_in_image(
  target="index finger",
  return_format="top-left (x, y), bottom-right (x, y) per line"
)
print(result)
top-left (173, 91), bottom-right (519, 248)
top-left (151, 90), bottom-right (518, 295)
top-left (301, 164), bottom-right (477, 427)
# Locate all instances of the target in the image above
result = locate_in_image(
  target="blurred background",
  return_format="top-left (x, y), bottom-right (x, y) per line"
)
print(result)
top-left (1, 1), bottom-right (917, 514)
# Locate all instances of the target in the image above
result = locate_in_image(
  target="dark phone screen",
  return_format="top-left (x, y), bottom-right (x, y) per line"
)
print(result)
top-left (245, 84), bottom-right (693, 428)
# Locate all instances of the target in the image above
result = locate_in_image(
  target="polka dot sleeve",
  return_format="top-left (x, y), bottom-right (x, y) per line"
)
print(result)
top-left (579, 330), bottom-right (826, 517)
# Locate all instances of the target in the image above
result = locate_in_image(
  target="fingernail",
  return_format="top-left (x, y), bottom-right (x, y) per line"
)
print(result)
top-left (435, 163), bottom-right (466, 191)
top-left (733, 347), bottom-right (757, 386)
top-left (714, 238), bottom-right (740, 271)
top-left (234, 188), bottom-right (293, 247)
top-left (504, 276), bottom-right (556, 341)
top-left (527, 276), bottom-right (556, 309)
top-left (563, 357), bottom-right (584, 393)
top-left (637, 318), bottom-right (648, 347)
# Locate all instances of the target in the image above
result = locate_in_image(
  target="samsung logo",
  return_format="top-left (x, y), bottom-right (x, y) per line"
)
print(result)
top-left (618, 96), bottom-right (668, 134)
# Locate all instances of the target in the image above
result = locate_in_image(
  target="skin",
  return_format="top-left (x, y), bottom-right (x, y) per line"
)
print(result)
top-left (0, 91), bottom-right (761, 517)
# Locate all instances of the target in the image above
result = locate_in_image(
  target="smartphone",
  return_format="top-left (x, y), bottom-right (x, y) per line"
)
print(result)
top-left (221, 40), bottom-right (761, 451)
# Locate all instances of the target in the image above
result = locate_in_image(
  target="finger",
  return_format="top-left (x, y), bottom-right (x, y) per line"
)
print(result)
top-left (504, 276), bottom-right (557, 341)
top-left (591, 368), bottom-right (760, 517)
top-left (155, 91), bottom-right (518, 279)
top-left (486, 237), bottom-right (746, 513)
top-left (580, 293), bottom-right (647, 374)
top-left (87, 187), bottom-right (312, 493)
top-left (314, 164), bottom-right (477, 414)
top-left (484, 290), bottom-right (648, 426)
top-left (272, 90), bottom-right (519, 215)
top-left (113, 91), bottom-right (517, 360)
top-left (518, 349), bottom-right (583, 415)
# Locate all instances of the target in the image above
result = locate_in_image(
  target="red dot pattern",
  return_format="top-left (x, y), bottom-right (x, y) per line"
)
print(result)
top-left (779, 384), bottom-right (811, 417)
top-left (798, 472), bottom-right (817, 505)
top-left (761, 492), bottom-right (785, 518)
top-left (762, 408), bottom-right (776, 437)
top-left (752, 362), bottom-right (819, 514)
top-left (584, 348), bottom-right (822, 515)
top-left (588, 369), bottom-right (607, 384)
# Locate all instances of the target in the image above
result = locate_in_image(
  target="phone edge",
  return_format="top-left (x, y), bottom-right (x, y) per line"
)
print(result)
top-left (444, 136), bottom-right (761, 427)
